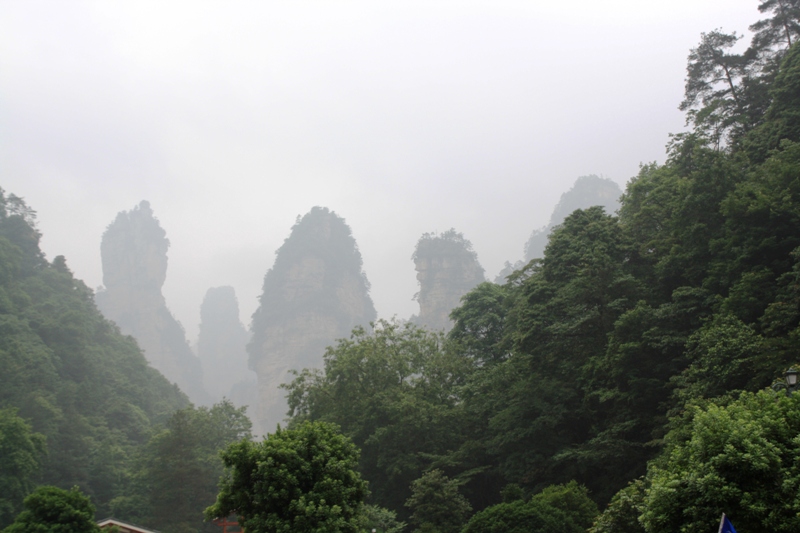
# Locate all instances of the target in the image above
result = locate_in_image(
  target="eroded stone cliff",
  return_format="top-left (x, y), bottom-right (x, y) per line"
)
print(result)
top-left (197, 286), bottom-right (255, 401)
top-left (95, 200), bottom-right (209, 405)
top-left (248, 207), bottom-right (376, 430)
top-left (412, 229), bottom-right (485, 332)
top-left (523, 175), bottom-right (622, 262)
top-left (495, 175), bottom-right (623, 283)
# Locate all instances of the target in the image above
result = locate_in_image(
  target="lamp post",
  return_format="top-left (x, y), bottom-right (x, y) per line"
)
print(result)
top-left (773, 368), bottom-right (799, 396)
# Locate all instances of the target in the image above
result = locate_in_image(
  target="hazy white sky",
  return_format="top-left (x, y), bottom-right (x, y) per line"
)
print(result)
top-left (1, 0), bottom-right (760, 340)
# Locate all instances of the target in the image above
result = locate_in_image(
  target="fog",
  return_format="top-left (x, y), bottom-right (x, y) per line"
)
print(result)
top-left (1, 0), bottom-right (758, 340)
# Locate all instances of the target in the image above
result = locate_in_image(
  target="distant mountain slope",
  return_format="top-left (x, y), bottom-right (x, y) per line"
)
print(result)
top-left (0, 190), bottom-right (188, 523)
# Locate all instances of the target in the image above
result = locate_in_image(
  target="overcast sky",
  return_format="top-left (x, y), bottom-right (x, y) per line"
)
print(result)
top-left (1, 0), bottom-right (760, 341)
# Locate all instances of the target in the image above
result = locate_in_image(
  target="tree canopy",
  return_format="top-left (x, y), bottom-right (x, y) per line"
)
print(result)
top-left (3, 486), bottom-right (100, 533)
top-left (205, 421), bottom-right (367, 533)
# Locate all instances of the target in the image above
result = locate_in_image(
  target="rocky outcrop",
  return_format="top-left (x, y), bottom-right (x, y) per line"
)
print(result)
top-left (412, 229), bottom-right (485, 332)
top-left (495, 175), bottom-right (622, 283)
top-left (197, 286), bottom-right (256, 405)
top-left (249, 207), bottom-right (376, 430)
top-left (523, 175), bottom-right (622, 262)
top-left (95, 201), bottom-right (209, 405)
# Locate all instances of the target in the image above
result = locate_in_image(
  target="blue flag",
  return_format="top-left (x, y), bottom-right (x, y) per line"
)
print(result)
top-left (718, 513), bottom-right (737, 533)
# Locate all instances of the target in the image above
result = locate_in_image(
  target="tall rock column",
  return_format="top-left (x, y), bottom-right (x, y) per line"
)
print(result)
top-left (248, 207), bottom-right (377, 431)
top-left (412, 229), bottom-right (485, 332)
top-left (197, 286), bottom-right (258, 421)
top-left (95, 200), bottom-right (209, 405)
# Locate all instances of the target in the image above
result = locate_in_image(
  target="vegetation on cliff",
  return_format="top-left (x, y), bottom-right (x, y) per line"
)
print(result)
top-left (412, 229), bottom-right (485, 332)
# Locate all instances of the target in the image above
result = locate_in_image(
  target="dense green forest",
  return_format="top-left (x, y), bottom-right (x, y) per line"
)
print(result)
top-left (4, 1), bottom-right (800, 532)
top-left (285, 4), bottom-right (800, 532)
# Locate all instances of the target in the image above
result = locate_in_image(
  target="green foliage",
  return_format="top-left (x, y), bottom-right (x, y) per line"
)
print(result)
top-left (206, 421), bottom-right (367, 533)
top-left (0, 409), bottom-right (46, 528)
top-left (404, 470), bottom-right (471, 533)
top-left (680, 30), bottom-right (752, 146)
top-left (472, 207), bottom-right (642, 502)
top-left (412, 229), bottom-right (480, 266)
top-left (750, 0), bottom-right (800, 57)
top-left (0, 189), bottom-right (188, 516)
top-left (358, 505), bottom-right (406, 533)
top-left (115, 401), bottom-right (252, 533)
top-left (466, 481), bottom-right (597, 533)
top-left (675, 314), bottom-right (778, 401)
top-left (642, 391), bottom-right (800, 533)
top-left (589, 479), bottom-right (646, 533)
top-left (284, 320), bottom-right (472, 516)
top-left (449, 282), bottom-right (510, 366)
top-left (529, 481), bottom-right (598, 531)
top-left (3, 486), bottom-right (100, 533)
top-left (461, 498), bottom-right (578, 533)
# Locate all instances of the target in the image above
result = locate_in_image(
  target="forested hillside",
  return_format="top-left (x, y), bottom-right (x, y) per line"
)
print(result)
top-left (286, 5), bottom-right (800, 531)
top-left (0, 193), bottom-right (252, 533)
top-left (0, 192), bottom-right (189, 524)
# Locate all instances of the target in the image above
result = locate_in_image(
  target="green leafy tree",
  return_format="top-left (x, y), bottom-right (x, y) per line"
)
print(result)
top-left (475, 207), bottom-right (640, 502)
top-left (358, 505), bottom-right (406, 533)
top-left (465, 482), bottom-right (597, 533)
top-left (205, 421), bottom-right (367, 533)
top-left (404, 470), bottom-right (471, 533)
top-left (0, 409), bottom-right (46, 528)
top-left (743, 44), bottom-right (800, 161)
top-left (589, 479), bottom-right (646, 533)
top-left (750, 0), bottom-right (800, 55)
top-left (284, 320), bottom-right (471, 516)
top-left (113, 400), bottom-right (251, 533)
top-left (681, 30), bottom-right (751, 145)
top-left (461, 499), bottom-right (578, 533)
top-left (449, 282), bottom-right (511, 366)
top-left (3, 486), bottom-right (100, 533)
top-left (674, 314), bottom-right (780, 401)
top-left (529, 481), bottom-right (598, 531)
top-left (642, 390), bottom-right (800, 533)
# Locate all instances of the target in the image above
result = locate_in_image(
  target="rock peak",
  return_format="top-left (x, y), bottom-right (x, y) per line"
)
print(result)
top-left (96, 201), bottom-right (209, 405)
top-left (412, 229), bottom-right (485, 332)
top-left (249, 207), bottom-right (376, 429)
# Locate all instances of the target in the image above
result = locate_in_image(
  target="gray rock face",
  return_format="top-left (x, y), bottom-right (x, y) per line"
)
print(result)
top-left (412, 229), bottom-right (485, 332)
top-left (523, 175), bottom-right (622, 262)
top-left (197, 286), bottom-right (255, 401)
top-left (495, 175), bottom-right (622, 284)
top-left (248, 207), bottom-right (376, 430)
top-left (95, 201), bottom-right (209, 405)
